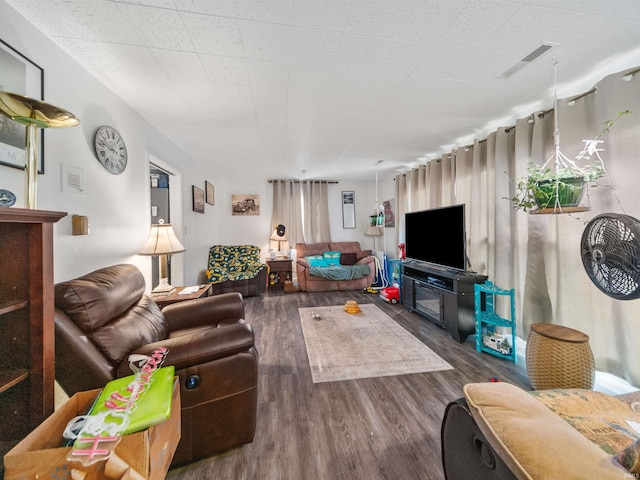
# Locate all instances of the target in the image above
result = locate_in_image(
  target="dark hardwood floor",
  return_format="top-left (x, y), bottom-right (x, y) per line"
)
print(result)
top-left (167, 289), bottom-right (530, 480)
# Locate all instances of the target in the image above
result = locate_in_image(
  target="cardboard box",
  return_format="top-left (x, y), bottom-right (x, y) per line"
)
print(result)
top-left (4, 379), bottom-right (180, 480)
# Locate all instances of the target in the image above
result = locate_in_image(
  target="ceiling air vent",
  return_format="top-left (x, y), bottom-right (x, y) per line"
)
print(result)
top-left (498, 42), bottom-right (557, 78)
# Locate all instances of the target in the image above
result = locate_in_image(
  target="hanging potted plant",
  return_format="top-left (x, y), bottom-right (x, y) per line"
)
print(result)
top-left (509, 110), bottom-right (631, 212)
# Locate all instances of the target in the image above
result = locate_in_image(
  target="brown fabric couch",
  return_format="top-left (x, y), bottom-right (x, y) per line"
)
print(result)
top-left (54, 264), bottom-right (258, 466)
top-left (296, 241), bottom-right (376, 292)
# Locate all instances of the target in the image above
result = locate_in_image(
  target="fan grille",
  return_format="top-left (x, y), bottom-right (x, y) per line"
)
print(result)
top-left (581, 214), bottom-right (640, 300)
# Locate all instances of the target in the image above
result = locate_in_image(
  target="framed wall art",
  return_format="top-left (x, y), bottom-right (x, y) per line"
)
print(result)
top-left (383, 199), bottom-right (395, 227)
top-left (192, 185), bottom-right (205, 213)
top-left (0, 39), bottom-right (45, 173)
top-left (231, 194), bottom-right (260, 216)
top-left (205, 180), bottom-right (214, 205)
top-left (342, 191), bottom-right (355, 229)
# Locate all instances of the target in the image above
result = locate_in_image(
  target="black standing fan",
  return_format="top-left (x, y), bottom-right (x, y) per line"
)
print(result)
top-left (581, 213), bottom-right (640, 300)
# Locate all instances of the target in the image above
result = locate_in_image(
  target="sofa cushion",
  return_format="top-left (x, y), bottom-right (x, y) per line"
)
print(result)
top-left (618, 438), bottom-right (640, 474)
top-left (90, 294), bottom-right (168, 364)
top-left (530, 389), bottom-right (640, 455)
top-left (54, 264), bottom-right (170, 365)
top-left (356, 249), bottom-right (372, 261)
top-left (463, 382), bottom-right (628, 479)
top-left (323, 251), bottom-right (341, 266)
top-left (306, 255), bottom-right (328, 267)
top-left (55, 263), bottom-right (148, 333)
top-left (340, 252), bottom-right (357, 266)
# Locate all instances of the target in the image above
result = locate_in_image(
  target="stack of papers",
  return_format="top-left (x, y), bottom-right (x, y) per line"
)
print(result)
top-left (179, 285), bottom-right (200, 295)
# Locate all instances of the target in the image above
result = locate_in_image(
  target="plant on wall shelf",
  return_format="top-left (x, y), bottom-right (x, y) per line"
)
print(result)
top-left (508, 109), bottom-right (631, 212)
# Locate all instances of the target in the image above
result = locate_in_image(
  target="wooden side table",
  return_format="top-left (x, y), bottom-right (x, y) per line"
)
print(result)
top-left (152, 284), bottom-right (212, 308)
top-left (526, 323), bottom-right (595, 390)
top-left (267, 259), bottom-right (292, 290)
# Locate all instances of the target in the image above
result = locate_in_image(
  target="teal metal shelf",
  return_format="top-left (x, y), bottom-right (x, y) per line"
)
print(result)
top-left (474, 281), bottom-right (516, 363)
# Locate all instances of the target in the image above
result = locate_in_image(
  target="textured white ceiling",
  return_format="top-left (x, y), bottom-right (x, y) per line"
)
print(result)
top-left (6, 0), bottom-right (640, 180)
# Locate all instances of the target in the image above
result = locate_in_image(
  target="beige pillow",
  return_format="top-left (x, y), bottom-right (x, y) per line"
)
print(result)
top-left (464, 382), bottom-right (627, 479)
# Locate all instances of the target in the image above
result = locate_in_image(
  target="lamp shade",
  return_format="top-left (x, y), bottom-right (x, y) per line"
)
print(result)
top-left (0, 91), bottom-right (80, 129)
top-left (365, 226), bottom-right (384, 236)
top-left (138, 223), bottom-right (185, 255)
top-left (270, 228), bottom-right (287, 242)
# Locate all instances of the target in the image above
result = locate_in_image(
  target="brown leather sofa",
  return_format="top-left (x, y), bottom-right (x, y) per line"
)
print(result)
top-left (296, 241), bottom-right (376, 292)
top-left (53, 264), bottom-right (258, 466)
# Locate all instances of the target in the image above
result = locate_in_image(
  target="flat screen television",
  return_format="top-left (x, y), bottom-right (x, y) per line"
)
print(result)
top-left (404, 204), bottom-right (466, 272)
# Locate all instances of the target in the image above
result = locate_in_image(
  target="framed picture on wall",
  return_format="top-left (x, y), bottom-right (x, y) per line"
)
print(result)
top-left (192, 185), bottom-right (205, 213)
top-left (383, 199), bottom-right (395, 227)
top-left (205, 180), bottom-right (214, 205)
top-left (0, 39), bottom-right (45, 173)
top-left (342, 191), bottom-right (355, 229)
top-left (231, 194), bottom-right (260, 216)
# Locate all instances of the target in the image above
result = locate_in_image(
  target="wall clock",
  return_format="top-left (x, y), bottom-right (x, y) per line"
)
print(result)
top-left (94, 125), bottom-right (127, 174)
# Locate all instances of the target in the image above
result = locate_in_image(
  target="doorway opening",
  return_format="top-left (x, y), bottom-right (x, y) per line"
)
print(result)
top-left (150, 163), bottom-right (173, 288)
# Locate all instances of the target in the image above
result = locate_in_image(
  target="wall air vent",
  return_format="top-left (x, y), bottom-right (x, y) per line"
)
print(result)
top-left (498, 42), bottom-right (558, 78)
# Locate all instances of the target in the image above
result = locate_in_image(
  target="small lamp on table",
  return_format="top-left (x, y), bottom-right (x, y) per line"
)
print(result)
top-left (139, 220), bottom-right (186, 294)
top-left (269, 224), bottom-right (288, 259)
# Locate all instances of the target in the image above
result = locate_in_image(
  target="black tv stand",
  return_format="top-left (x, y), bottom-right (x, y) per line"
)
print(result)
top-left (402, 262), bottom-right (487, 343)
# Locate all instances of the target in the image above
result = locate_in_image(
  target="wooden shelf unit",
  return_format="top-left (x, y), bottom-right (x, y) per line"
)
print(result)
top-left (0, 207), bottom-right (66, 456)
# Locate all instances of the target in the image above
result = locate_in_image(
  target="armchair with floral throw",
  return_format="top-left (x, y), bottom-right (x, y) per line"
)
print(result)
top-left (206, 245), bottom-right (268, 297)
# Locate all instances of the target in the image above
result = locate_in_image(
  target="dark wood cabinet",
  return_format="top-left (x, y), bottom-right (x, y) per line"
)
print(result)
top-left (402, 262), bottom-right (486, 343)
top-left (267, 259), bottom-right (292, 290)
top-left (0, 207), bottom-right (66, 457)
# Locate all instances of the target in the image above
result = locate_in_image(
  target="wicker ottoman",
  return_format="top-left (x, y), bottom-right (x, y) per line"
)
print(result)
top-left (526, 323), bottom-right (595, 390)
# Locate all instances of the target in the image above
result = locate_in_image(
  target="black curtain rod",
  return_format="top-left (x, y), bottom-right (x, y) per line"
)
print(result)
top-left (268, 179), bottom-right (338, 184)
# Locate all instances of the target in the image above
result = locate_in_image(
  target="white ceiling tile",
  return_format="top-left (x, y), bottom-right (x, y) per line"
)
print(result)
top-left (292, 0), bottom-right (350, 31)
top-left (238, 20), bottom-right (290, 62)
top-left (246, 60), bottom-right (289, 86)
top-left (113, 0), bottom-right (176, 7)
top-left (200, 54), bottom-right (249, 84)
top-left (173, 0), bottom-right (236, 17)
top-left (180, 12), bottom-right (243, 56)
top-left (115, 3), bottom-right (194, 50)
top-left (333, 34), bottom-right (430, 76)
top-left (288, 27), bottom-right (342, 67)
top-left (234, 0), bottom-right (294, 24)
top-left (344, 0), bottom-right (466, 44)
top-left (6, 0), bottom-right (75, 38)
top-left (438, 0), bottom-right (523, 47)
top-left (149, 49), bottom-right (209, 80)
top-left (51, 0), bottom-right (142, 43)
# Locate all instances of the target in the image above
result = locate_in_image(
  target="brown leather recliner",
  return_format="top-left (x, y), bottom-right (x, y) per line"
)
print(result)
top-left (53, 264), bottom-right (258, 466)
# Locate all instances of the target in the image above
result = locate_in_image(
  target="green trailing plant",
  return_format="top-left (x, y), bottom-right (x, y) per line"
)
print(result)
top-left (508, 110), bottom-right (631, 212)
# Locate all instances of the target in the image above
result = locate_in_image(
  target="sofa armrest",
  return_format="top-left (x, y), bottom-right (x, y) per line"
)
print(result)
top-left (463, 382), bottom-right (627, 479)
top-left (162, 292), bottom-right (245, 331)
top-left (118, 322), bottom-right (255, 375)
top-left (357, 256), bottom-right (375, 265)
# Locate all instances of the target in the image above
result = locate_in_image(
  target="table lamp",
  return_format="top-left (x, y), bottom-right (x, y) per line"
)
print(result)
top-left (270, 224), bottom-right (288, 258)
top-left (139, 221), bottom-right (185, 294)
top-left (0, 91), bottom-right (80, 209)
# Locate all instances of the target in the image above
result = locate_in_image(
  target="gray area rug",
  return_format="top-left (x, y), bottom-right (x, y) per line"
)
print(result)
top-left (299, 303), bottom-right (453, 383)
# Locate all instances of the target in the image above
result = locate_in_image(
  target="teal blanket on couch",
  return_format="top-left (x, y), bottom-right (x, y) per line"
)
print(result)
top-left (308, 264), bottom-right (370, 281)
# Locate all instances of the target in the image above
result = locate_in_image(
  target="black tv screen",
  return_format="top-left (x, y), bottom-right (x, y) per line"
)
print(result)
top-left (405, 204), bottom-right (466, 271)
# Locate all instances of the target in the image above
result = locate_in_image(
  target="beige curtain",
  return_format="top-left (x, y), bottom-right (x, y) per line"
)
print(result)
top-left (271, 180), bottom-right (303, 247)
top-left (302, 181), bottom-right (331, 243)
top-left (271, 180), bottom-right (331, 247)
top-left (395, 66), bottom-right (640, 386)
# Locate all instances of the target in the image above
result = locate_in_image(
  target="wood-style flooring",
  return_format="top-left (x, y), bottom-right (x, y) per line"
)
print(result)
top-left (167, 289), bottom-right (530, 480)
